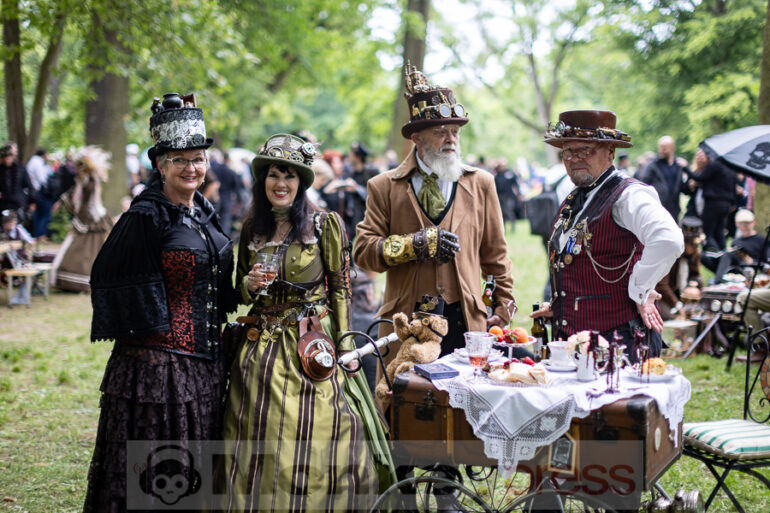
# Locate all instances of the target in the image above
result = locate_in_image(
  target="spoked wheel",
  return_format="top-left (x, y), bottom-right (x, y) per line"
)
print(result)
top-left (459, 465), bottom-right (533, 512)
top-left (368, 475), bottom-right (494, 512)
top-left (504, 489), bottom-right (618, 513)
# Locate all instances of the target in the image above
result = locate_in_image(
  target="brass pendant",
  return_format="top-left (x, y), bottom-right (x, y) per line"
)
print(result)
top-left (564, 254), bottom-right (573, 265)
top-left (247, 328), bottom-right (260, 341)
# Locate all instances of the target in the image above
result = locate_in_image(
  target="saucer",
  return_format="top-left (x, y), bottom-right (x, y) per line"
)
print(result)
top-left (623, 365), bottom-right (681, 383)
top-left (542, 360), bottom-right (577, 372)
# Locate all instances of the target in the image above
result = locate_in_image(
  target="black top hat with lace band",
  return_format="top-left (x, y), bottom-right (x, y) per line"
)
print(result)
top-left (148, 93), bottom-right (213, 164)
top-left (401, 61), bottom-right (469, 138)
top-left (251, 133), bottom-right (317, 188)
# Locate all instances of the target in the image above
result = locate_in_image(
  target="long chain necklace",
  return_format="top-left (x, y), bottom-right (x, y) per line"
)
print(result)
top-left (272, 220), bottom-right (291, 243)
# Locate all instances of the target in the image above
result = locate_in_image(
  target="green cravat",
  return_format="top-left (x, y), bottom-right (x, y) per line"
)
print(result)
top-left (416, 167), bottom-right (446, 219)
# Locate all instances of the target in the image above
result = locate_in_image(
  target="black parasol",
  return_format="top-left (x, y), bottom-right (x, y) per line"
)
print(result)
top-left (699, 125), bottom-right (770, 184)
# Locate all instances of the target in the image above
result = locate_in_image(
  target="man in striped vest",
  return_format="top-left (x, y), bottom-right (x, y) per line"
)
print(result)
top-left (531, 110), bottom-right (684, 356)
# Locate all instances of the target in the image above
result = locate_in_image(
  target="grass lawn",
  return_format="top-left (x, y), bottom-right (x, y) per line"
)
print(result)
top-left (1, 219), bottom-right (768, 511)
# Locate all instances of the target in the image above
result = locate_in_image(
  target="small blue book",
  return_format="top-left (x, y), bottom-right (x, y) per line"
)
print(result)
top-left (414, 362), bottom-right (459, 380)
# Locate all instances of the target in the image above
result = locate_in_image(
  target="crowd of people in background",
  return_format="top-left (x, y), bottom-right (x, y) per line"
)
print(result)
top-left (1, 132), bottom-right (756, 250)
top-left (1, 127), bottom-right (762, 321)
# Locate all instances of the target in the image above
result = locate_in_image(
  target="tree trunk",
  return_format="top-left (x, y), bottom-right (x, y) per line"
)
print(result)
top-left (85, 4), bottom-right (129, 215)
top-left (24, 11), bottom-right (65, 161)
top-left (85, 72), bottom-right (129, 215)
top-left (2, 0), bottom-right (26, 160)
top-left (386, 0), bottom-right (429, 161)
top-left (754, 0), bottom-right (770, 227)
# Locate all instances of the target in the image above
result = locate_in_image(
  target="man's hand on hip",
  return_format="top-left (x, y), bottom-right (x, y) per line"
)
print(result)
top-left (638, 292), bottom-right (664, 332)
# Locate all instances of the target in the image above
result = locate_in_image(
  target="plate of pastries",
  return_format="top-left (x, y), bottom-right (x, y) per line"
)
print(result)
top-left (484, 357), bottom-right (549, 386)
top-left (625, 357), bottom-right (682, 382)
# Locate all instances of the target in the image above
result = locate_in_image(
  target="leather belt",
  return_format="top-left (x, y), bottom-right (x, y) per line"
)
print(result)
top-left (237, 303), bottom-right (329, 337)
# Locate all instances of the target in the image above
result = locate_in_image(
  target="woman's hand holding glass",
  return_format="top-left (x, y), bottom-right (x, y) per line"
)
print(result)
top-left (248, 253), bottom-right (280, 296)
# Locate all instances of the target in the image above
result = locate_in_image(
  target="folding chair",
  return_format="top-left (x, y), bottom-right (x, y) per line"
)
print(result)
top-left (683, 325), bottom-right (770, 512)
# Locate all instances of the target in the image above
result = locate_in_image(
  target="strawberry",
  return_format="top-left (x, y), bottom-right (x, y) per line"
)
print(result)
top-left (521, 356), bottom-right (535, 366)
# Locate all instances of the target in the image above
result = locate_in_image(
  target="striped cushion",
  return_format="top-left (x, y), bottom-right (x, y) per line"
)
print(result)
top-left (684, 419), bottom-right (770, 460)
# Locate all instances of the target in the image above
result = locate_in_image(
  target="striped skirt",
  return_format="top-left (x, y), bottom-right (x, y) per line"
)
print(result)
top-left (217, 323), bottom-right (377, 512)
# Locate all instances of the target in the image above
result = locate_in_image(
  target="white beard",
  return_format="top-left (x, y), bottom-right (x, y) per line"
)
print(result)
top-left (422, 142), bottom-right (464, 182)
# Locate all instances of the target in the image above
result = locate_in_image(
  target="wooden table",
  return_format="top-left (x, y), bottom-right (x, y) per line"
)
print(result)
top-left (4, 264), bottom-right (50, 308)
top-left (0, 240), bottom-right (23, 255)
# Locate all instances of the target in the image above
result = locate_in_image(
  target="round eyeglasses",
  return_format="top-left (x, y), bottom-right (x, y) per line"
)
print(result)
top-left (561, 146), bottom-right (599, 161)
top-left (167, 157), bottom-right (207, 169)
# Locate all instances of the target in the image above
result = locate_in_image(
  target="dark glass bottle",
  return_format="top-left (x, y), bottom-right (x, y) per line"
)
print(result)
top-left (531, 303), bottom-right (548, 361)
top-left (482, 274), bottom-right (496, 308)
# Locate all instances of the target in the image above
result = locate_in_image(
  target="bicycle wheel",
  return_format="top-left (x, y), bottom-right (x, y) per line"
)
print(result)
top-left (504, 489), bottom-right (618, 513)
top-left (369, 475), bottom-right (494, 513)
top-left (459, 465), bottom-right (533, 512)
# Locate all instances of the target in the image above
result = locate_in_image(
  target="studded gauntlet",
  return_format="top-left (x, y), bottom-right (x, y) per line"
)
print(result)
top-left (381, 227), bottom-right (460, 266)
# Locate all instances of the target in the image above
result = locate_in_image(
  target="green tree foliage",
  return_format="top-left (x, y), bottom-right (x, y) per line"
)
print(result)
top-left (1, 0), bottom-right (84, 160)
top-left (3, 1), bottom-right (397, 160)
top-left (436, 0), bottom-right (596, 166)
top-left (600, 0), bottom-right (765, 154)
top-left (211, 0), bottom-right (393, 151)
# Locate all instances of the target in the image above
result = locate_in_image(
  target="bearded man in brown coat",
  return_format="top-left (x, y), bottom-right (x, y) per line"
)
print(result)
top-left (354, 63), bottom-right (515, 359)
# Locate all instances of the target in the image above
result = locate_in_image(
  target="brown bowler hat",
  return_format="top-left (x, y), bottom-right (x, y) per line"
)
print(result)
top-left (544, 110), bottom-right (632, 148)
top-left (401, 61), bottom-right (469, 138)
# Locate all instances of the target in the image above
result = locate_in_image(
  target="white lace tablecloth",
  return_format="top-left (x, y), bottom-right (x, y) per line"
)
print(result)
top-left (430, 354), bottom-right (692, 476)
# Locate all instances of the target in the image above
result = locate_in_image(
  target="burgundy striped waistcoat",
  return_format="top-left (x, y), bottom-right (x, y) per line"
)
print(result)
top-left (550, 176), bottom-right (643, 339)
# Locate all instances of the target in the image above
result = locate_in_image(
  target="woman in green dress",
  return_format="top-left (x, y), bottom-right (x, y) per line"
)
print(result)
top-left (218, 134), bottom-right (393, 512)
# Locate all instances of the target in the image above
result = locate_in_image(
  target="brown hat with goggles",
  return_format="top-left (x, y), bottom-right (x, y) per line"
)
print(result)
top-left (545, 110), bottom-right (632, 148)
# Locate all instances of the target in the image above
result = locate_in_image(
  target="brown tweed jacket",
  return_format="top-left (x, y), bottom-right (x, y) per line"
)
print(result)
top-left (353, 147), bottom-right (514, 346)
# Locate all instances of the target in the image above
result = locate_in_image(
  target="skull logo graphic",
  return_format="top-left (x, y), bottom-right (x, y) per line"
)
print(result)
top-left (746, 142), bottom-right (770, 170)
top-left (139, 445), bottom-right (201, 506)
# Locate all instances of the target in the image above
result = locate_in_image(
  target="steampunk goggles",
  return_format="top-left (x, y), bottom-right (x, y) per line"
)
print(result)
top-left (413, 101), bottom-right (466, 121)
top-left (546, 121), bottom-right (631, 144)
top-left (259, 134), bottom-right (317, 167)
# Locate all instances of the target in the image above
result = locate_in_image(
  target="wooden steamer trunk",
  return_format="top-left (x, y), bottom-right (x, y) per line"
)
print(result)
top-left (390, 372), bottom-right (496, 468)
top-left (572, 394), bottom-right (682, 491)
top-left (390, 372), bottom-right (682, 507)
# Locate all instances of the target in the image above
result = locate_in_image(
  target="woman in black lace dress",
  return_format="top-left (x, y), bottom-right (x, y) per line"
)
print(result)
top-left (83, 93), bottom-right (235, 512)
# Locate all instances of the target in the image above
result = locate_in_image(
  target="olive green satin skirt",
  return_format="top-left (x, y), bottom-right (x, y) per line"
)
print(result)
top-left (217, 318), bottom-right (387, 512)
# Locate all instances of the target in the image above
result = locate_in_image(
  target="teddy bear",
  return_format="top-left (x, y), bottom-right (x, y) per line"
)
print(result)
top-left (374, 310), bottom-right (448, 402)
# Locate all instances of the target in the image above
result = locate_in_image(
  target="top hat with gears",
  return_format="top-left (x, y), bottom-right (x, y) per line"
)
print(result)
top-left (680, 216), bottom-right (705, 244)
top-left (401, 61), bottom-right (469, 138)
top-left (413, 294), bottom-right (446, 318)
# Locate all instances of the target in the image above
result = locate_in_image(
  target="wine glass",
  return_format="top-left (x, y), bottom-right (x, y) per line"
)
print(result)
top-left (464, 331), bottom-right (494, 382)
top-left (256, 253), bottom-right (280, 296)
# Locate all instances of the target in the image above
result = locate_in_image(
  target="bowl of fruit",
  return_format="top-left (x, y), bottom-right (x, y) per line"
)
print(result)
top-left (489, 326), bottom-right (535, 346)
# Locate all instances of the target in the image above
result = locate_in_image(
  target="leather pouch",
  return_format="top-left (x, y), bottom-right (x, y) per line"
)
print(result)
top-left (297, 315), bottom-right (336, 381)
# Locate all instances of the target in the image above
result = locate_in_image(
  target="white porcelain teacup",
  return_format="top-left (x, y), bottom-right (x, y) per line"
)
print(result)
top-left (547, 340), bottom-right (572, 365)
